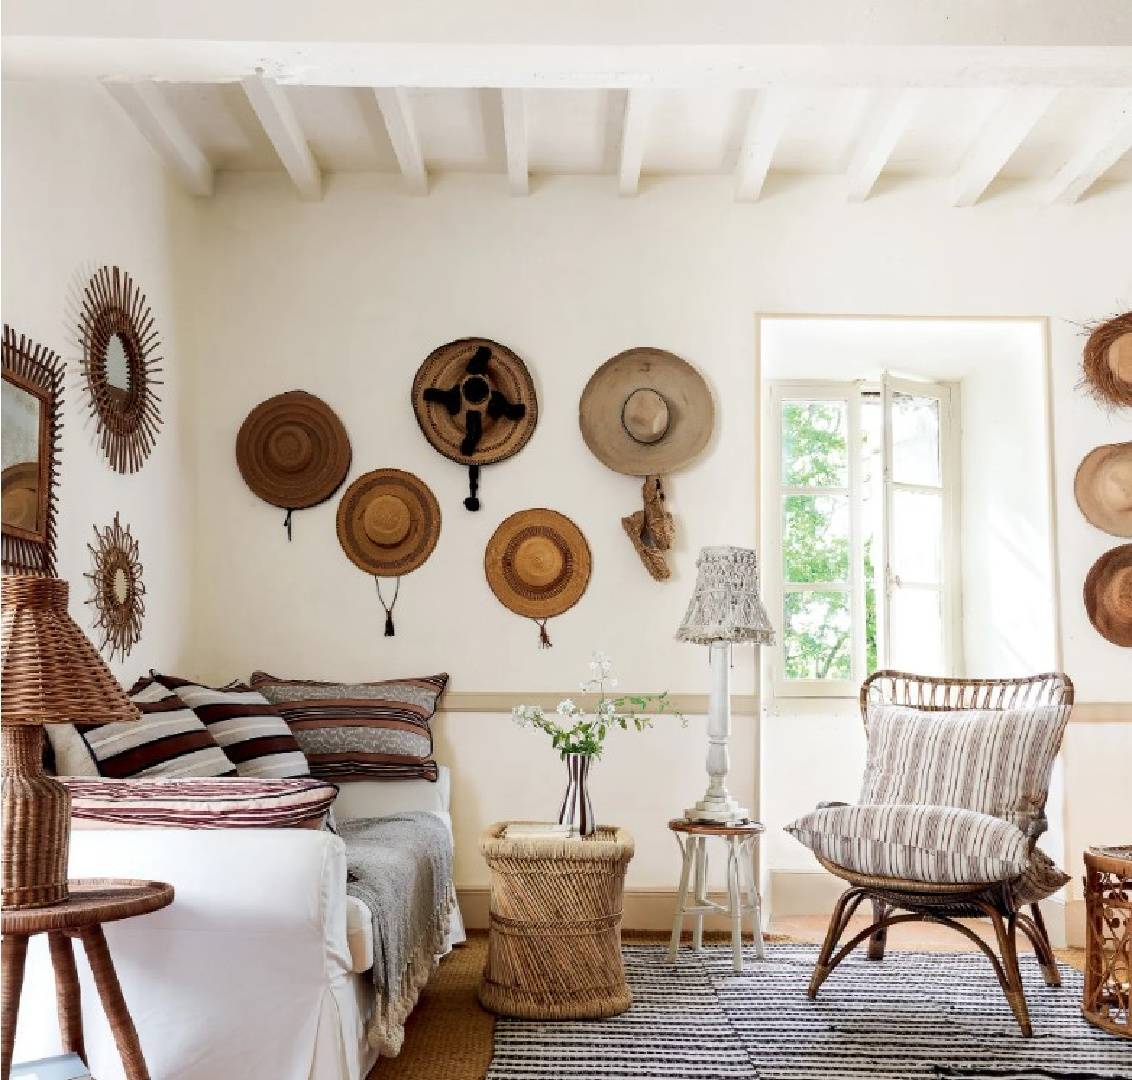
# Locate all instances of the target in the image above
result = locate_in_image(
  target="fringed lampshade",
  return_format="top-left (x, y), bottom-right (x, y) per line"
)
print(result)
top-left (676, 547), bottom-right (774, 824)
top-left (1, 575), bottom-right (139, 908)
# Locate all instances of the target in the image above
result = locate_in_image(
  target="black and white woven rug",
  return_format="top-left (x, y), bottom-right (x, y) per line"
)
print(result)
top-left (486, 944), bottom-right (1132, 1080)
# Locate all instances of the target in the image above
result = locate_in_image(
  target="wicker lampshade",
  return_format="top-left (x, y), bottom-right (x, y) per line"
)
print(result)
top-left (676, 546), bottom-right (775, 646)
top-left (1, 574), bottom-right (138, 909)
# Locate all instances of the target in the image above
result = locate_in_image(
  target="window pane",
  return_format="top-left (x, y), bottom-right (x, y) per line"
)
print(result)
top-left (783, 591), bottom-right (852, 680)
top-left (861, 397), bottom-right (883, 674)
top-left (888, 588), bottom-right (943, 674)
top-left (891, 392), bottom-right (941, 487)
top-left (781, 401), bottom-right (848, 488)
top-left (783, 494), bottom-right (849, 583)
top-left (892, 490), bottom-right (942, 584)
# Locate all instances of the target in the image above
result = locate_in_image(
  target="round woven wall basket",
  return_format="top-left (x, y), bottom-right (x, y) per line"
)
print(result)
top-left (1082, 313), bottom-right (1132, 409)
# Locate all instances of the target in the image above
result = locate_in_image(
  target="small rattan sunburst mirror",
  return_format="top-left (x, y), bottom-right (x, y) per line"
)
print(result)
top-left (79, 266), bottom-right (163, 473)
top-left (86, 513), bottom-right (146, 662)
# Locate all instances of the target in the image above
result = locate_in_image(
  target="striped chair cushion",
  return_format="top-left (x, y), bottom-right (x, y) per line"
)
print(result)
top-left (785, 804), bottom-right (1031, 884)
top-left (249, 671), bottom-right (448, 783)
top-left (78, 681), bottom-right (237, 779)
top-left (150, 674), bottom-right (311, 780)
top-left (62, 777), bottom-right (337, 829)
top-left (860, 703), bottom-right (1069, 835)
top-left (1013, 849), bottom-right (1071, 906)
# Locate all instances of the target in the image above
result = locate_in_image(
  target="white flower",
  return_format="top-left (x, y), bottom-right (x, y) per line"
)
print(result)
top-left (511, 704), bottom-right (542, 728)
top-left (606, 677), bottom-right (618, 689)
top-left (556, 698), bottom-right (578, 717)
top-left (600, 699), bottom-right (617, 716)
top-left (592, 650), bottom-right (612, 669)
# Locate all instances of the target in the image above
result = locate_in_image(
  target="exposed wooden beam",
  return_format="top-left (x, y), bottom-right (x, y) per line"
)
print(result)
top-left (950, 88), bottom-right (1058, 207)
top-left (240, 74), bottom-right (321, 201)
top-left (104, 80), bottom-right (213, 196)
top-left (1042, 91), bottom-right (1132, 204)
top-left (618, 89), bottom-right (656, 197)
top-left (845, 88), bottom-right (925, 202)
top-left (501, 88), bottom-right (529, 196)
top-left (374, 88), bottom-right (428, 195)
top-left (735, 89), bottom-right (792, 202)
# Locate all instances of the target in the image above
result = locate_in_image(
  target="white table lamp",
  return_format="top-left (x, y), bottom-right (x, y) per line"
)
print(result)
top-left (676, 546), bottom-right (774, 824)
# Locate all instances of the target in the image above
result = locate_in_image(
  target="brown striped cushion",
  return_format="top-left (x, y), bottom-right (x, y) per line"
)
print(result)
top-left (249, 671), bottom-right (448, 783)
top-left (62, 777), bottom-right (337, 829)
top-left (785, 804), bottom-right (1031, 884)
top-left (79, 681), bottom-right (237, 779)
top-left (150, 674), bottom-right (311, 780)
top-left (1012, 849), bottom-right (1071, 905)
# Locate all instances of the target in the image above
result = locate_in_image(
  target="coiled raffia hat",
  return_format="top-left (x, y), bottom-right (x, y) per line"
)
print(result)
top-left (1084, 543), bottom-right (1132, 647)
top-left (1075, 443), bottom-right (1132, 538)
top-left (1082, 313), bottom-right (1132, 409)
top-left (336, 469), bottom-right (441, 578)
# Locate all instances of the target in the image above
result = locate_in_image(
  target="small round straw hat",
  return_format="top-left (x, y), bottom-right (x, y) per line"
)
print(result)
top-left (485, 509), bottom-right (591, 646)
top-left (1084, 543), bottom-right (1132, 647)
top-left (1082, 313), bottom-right (1132, 409)
top-left (236, 391), bottom-right (351, 510)
top-left (336, 469), bottom-right (441, 578)
top-left (579, 347), bottom-right (714, 476)
top-left (1075, 443), bottom-right (1132, 538)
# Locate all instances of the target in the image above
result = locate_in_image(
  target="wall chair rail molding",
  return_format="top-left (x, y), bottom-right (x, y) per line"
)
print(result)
top-left (2, 326), bottom-right (64, 577)
top-left (437, 691), bottom-right (758, 715)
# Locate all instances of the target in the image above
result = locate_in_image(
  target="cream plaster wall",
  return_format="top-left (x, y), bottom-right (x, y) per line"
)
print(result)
top-left (1, 80), bottom-right (196, 685)
top-left (184, 170), bottom-right (1131, 899)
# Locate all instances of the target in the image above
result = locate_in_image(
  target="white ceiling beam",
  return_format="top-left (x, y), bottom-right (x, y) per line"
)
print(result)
top-left (950, 88), bottom-right (1059, 207)
top-left (1042, 92), bottom-right (1132, 204)
top-left (845, 88), bottom-right (925, 202)
top-left (374, 88), bottom-right (428, 195)
top-left (501, 89), bottom-right (529, 196)
top-left (618, 89), bottom-right (656, 197)
top-left (735, 89), bottom-right (792, 202)
top-left (240, 75), bottom-right (321, 201)
top-left (104, 80), bottom-right (213, 197)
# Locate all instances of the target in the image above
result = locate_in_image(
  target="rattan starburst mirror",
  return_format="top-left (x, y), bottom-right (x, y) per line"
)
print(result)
top-left (86, 513), bottom-right (146, 661)
top-left (78, 266), bottom-right (163, 473)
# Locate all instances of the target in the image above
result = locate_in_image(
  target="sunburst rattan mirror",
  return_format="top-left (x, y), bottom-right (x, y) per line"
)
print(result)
top-left (79, 266), bottom-right (163, 473)
top-left (86, 513), bottom-right (146, 661)
top-left (2, 325), bottom-right (63, 576)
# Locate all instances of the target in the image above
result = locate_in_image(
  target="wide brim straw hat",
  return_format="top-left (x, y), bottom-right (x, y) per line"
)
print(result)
top-left (412, 337), bottom-right (538, 466)
top-left (236, 391), bottom-right (351, 509)
top-left (485, 509), bottom-right (592, 620)
top-left (1082, 313), bottom-right (1132, 409)
top-left (1084, 543), bottom-right (1132, 647)
top-left (336, 469), bottom-right (441, 578)
top-left (1075, 442), bottom-right (1132, 538)
top-left (579, 347), bottom-right (714, 477)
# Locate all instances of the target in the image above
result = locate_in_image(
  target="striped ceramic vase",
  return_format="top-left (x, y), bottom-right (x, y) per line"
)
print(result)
top-left (557, 752), bottom-right (596, 836)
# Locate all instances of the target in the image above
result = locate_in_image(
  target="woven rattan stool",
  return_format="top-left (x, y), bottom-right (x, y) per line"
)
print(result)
top-left (1083, 845), bottom-right (1132, 1039)
top-left (1, 878), bottom-right (174, 1080)
top-left (477, 822), bottom-right (634, 1019)
top-left (667, 819), bottom-right (766, 972)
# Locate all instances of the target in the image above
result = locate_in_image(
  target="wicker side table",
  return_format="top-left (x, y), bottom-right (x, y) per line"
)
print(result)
top-left (477, 822), bottom-right (634, 1020)
top-left (1083, 845), bottom-right (1131, 1039)
top-left (1, 878), bottom-right (174, 1080)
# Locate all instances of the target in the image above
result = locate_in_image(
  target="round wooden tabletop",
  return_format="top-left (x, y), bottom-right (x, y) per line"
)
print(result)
top-left (1, 879), bottom-right (174, 936)
top-left (668, 818), bottom-right (765, 836)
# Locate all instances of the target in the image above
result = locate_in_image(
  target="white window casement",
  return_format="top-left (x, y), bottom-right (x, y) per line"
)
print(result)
top-left (765, 377), bottom-right (961, 698)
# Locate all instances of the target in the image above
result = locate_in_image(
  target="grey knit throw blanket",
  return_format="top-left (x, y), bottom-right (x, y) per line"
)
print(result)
top-left (339, 812), bottom-right (453, 998)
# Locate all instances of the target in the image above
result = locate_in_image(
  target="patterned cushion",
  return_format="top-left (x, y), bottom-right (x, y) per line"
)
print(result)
top-left (1013, 849), bottom-right (1071, 906)
top-left (784, 804), bottom-right (1031, 884)
top-left (78, 681), bottom-right (237, 779)
top-left (249, 671), bottom-right (448, 783)
top-left (150, 674), bottom-right (310, 780)
top-left (860, 703), bottom-right (1070, 835)
top-left (62, 777), bottom-right (337, 829)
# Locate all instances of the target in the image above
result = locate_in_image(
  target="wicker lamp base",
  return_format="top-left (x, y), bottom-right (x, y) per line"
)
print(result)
top-left (1, 724), bottom-right (70, 908)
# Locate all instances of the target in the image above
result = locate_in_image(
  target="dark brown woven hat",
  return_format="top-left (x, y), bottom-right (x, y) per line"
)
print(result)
top-left (236, 391), bottom-right (351, 518)
top-left (1082, 313), bottom-right (1132, 409)
top-left (485, 509), bottom-right (591, 647)
top-left (336, 469), bottom-right (441, 578)
top-left (1084, 543), bottom-right (1132, 647)
top-left (412, 338), bottom-right (537, 511)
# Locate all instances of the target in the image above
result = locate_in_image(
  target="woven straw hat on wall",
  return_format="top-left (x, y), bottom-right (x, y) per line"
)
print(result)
top-left (1084, 543), bottom-right (1132, 647)
top-left (1075, 443), bottom-right (1132, 538)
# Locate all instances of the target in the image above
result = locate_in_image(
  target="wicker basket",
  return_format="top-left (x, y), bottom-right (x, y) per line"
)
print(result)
top-left (1083, 845), bottom-right (1132, 1039)
top-left (477, 822), bottom-right (634, 1019)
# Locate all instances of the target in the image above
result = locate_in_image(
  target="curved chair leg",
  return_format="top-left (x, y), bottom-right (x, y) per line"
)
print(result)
top-left (1015, 904), bottom-right (1061, 988)
top-left (985, 907), bottom-right (1033, 1037)
top-left (808, 887), bottom-right (866, 999)
top-left (866, 898), bottom-right (889, 961)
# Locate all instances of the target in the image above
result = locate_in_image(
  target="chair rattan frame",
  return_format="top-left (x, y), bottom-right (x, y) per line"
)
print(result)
top-left (806, 669), bottom-right (1074, 1037)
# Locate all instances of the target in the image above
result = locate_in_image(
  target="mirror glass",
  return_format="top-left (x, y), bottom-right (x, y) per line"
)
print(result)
top-left (112, 567), bottom-right (129, 604)
top-left (105, 334), bottom-right (132, 395)
top-left (1, 378), bottom-right (43, 534)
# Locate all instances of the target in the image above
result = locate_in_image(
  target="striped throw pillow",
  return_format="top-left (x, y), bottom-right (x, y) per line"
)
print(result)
top-left (860, 703), bottom-right (1070, 835)
top-left (79, 680), bottom-right (237, 779)
top-left (150, 674), bottom-right (311, 780)
top-left (249, 671), bottom-right (448, 783)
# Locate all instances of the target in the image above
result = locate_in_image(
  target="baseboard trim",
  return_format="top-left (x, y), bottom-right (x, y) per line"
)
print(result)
top-left (768, 870), bottom-right (847, 918)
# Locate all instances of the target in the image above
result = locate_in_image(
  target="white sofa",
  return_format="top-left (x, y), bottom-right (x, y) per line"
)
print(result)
top-left (13, 768), bottom-right (464, 1080)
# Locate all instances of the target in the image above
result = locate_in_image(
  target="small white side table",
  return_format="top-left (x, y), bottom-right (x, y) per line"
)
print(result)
top-left (666, 818), bottom-right (766, 973)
